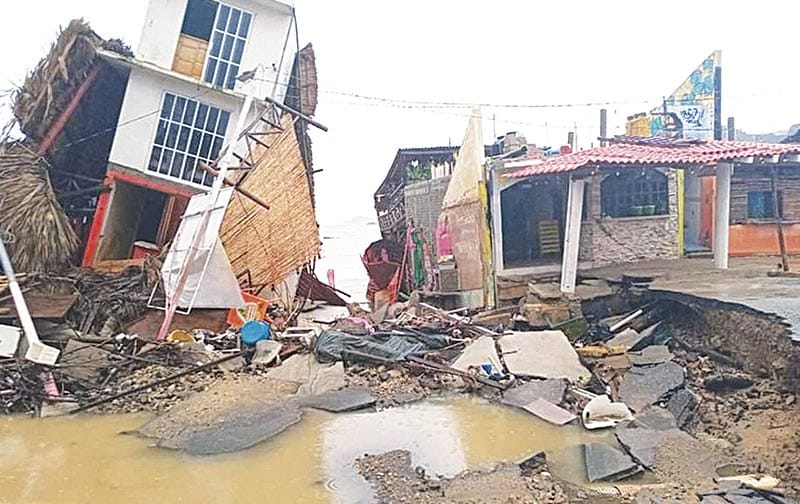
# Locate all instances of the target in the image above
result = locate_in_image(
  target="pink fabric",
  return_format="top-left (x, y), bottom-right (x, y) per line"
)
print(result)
top-left (435, 218), bottom-right (453, 258)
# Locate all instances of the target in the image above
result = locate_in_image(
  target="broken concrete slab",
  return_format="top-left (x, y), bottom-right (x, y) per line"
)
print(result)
top-left (635, 407), bottom-right (677, 431)
top-left (527, 282), bottom-right (562, 300)
top-left (58, 340), bottom-right (112, 382)
top-left (138, 376), bottom-right (300, 455)
top-left (630, 345), bottom-right (674, 366)
top-left (266, 353), bottom-right (345, 396)
top-left (600, 354), bottom-right (632, 370)
top-left (606, 328), bottom-right (644, 350)
top-left (667, 389), bottom-right (700, 429)
top-left (498, 331), bottom-right (591, 384)
top-left (252, 339), bottom-right (282, 366)
top-left (617, 361), bottom-right (685, 412)
top-left (451, 335), bottom-right (502, 373)
top-left (179, 403), bottom-right (303, 455)
top-left (299, 387), bottom-right (376, 413)
top-left (584, 442), bottom-right (643, 482)
top-left (501, 379), bottom-right (567, 408)
top-left (521, 398), bottom-right (577, 426)
top-left (615, 426), bottom-right (696, 470)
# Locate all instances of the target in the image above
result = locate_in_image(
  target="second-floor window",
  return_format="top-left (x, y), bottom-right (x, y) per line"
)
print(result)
top-left (148, 92), bottom-right (230, 187)
top-left (178, 0), bottom-right (252, 89)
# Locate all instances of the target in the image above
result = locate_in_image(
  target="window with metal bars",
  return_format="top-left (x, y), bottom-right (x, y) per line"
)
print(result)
top-left (600, 170), bottom-right (669, 218)
top-left (203, 3), bottom-right (252, 89)
top-left (148, 92), bottom-right (231, 187)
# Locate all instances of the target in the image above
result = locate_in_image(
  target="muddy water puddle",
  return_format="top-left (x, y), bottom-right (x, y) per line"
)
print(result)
top-left (1, 396), bottom-right (618, 503)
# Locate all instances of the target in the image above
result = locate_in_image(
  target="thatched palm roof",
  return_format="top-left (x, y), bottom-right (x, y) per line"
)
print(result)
top-left (12, 19), bottom-right (132, 142)
top-left (0, 142), bottom-right (78, 272)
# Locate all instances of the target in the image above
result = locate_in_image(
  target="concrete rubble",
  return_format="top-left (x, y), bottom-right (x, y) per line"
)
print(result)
top-left (521, 397), bottom-right (577, 425)
top-left (501, 378), bottom-right (568, 408)
top-left (1, 255), bottom-right (799, 503)
top-left (583, 442), bottom-right (643, 482)
top-left (499, 330), bottom-right (591, 383)
top-left (617, 361), bottom-right (686, 412)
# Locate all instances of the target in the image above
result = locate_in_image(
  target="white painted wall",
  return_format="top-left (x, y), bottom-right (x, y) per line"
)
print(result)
top-left (137, 0), bottom-right (188, 69)
top-left (136, 0), bottom-right (296, 101)
top-left (108, 66), bottom-right (258, 181)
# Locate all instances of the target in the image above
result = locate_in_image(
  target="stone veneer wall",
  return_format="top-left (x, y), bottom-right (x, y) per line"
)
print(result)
top-left (580, 169), bottom-right (680, 266)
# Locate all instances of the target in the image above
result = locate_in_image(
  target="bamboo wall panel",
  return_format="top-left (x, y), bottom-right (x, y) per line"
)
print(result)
top-left (220, 114), bottom-right (320, 290)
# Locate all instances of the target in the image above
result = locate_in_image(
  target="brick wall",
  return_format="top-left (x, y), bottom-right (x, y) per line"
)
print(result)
top-left (582, 169), bottom-right (680, 266)
top-left (730, 176), bottom-right (800, 223)
top-left (404, 176), bottom-right (451, 251)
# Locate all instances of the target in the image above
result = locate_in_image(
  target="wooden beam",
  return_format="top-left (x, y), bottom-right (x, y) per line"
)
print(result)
top-left (263, 95), bottom-right (328, 132)
top-left (37, 65), bottom-right (102, 156)
top-left (58, 184), bottom-right (111, 200)
top-left (771, 169), bottom-right (790, 272)
top-left (198, 162), bottom-right (270, 211)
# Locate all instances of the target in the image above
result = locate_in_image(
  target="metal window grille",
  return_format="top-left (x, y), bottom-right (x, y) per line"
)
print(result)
top-left (601, 172), bottom-right (669, 218)
top-left (148, 92), bottom-right (231, 187)
top-left (203, 3), bottom-right (252, 89)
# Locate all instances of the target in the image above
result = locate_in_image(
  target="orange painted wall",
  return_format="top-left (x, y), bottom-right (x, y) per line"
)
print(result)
top-left (729, 223), bottom-right (800, 256)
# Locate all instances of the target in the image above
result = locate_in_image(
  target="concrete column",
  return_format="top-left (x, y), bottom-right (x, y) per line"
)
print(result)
top-left (561, 177), bottom-right (586, 294)
top-left (490, 171), bottom-right (505, 275)
top-left (713, 162), bottom-right (732, 269)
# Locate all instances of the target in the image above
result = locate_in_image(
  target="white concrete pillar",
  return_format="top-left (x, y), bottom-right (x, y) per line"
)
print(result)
top-left (560, 177), bottom-right (586, 294)
top-left (490, 171), bottom-right (505, 275)
top-left (714, 162), bottom-right (732, 269)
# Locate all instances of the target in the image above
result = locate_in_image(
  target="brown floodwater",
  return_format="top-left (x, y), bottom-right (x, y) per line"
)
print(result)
top-left (0, 396), bottom-right (620, 503)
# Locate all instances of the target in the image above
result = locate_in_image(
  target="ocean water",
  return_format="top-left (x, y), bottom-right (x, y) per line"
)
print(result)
top-left (314, 216), bottom-right (382, 305)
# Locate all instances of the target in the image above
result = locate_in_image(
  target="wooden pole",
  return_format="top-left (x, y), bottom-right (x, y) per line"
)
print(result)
top-left (199, 162), bottom-right (270, 210)
top-left (37, 65), bottom-right (102, 156)
top-left (599, 109), bottom-right (608, 146)
top-left (771, 168), bottom-right (790, 272)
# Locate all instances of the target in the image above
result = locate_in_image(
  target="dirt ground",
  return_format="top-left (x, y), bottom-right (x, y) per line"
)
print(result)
top-left (356, 450), bottom-right (572, 504)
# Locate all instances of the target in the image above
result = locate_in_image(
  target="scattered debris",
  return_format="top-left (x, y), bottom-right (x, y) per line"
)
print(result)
top-left (356, 449), bottom-right (570, 503)
top-left (521, 397), bottom-right (577, 426)
top-left (617, 361), bottom-right (685, 412)
top-left (451, 335), bottom-right (502, 373)
top-left (499, 331), bottom-right (591, 383)
top-left (584, 442), bottom-right (643, 482)
top-left (266, 353), bottom-right (345, 396)
top-left (582, 395), bottom-right (634, 430)
top-left (298, 386), bottom-right (376, 413)
top-left (501, 378), bottom-right (568, 409)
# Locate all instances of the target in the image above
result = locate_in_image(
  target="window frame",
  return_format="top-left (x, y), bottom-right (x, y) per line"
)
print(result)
top-left (600, 169), bottom-right (670, 219)
top-left (746, 190), bottom-right (783, 220)
top-left (201, 2), bottom-right (253, 90)
top-left (147, 91), bottom-right (231, 187)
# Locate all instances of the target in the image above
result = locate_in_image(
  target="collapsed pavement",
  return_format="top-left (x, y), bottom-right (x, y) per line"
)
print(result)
top-left (1, 254), bottom-right (799, 504)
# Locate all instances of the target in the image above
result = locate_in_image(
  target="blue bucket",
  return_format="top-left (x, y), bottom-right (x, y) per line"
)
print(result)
top-left (240, 320), bottom-right (271, 346)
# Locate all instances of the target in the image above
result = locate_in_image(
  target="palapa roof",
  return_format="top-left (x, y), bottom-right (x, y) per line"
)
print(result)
top-left (0, 142), bottom-right (78, 272)
top-left (12, 19), bottom-right (132, 142)
top-left (505, 137), bottom-right (800, 178)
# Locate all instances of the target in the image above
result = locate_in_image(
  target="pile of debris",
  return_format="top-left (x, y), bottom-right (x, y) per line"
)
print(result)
top-left (2, 254), bottom-right (799, 503)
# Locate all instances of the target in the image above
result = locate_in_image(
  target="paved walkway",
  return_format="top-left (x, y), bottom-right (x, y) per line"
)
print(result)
top-left (583, 257), bottom-right (800, 342)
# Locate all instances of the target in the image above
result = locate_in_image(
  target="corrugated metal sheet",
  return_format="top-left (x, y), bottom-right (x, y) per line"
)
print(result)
top-left (505, 140), bottom-right (800, 178)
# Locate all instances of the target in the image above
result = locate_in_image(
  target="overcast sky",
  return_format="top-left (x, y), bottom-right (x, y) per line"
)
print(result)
top-left (1, 0), bottom-right (799, 225)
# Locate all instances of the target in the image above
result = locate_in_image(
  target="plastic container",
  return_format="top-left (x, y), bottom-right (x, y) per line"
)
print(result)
top-left (240, 320), bottom-right (271, 346)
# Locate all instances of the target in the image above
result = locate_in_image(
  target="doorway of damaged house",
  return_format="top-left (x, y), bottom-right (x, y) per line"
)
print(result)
top-left (497, 173), bottom-right (589, 273)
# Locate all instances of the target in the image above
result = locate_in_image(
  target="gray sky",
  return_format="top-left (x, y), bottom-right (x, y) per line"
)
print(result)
top-left (1, 0), bottom-right (799, 225)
